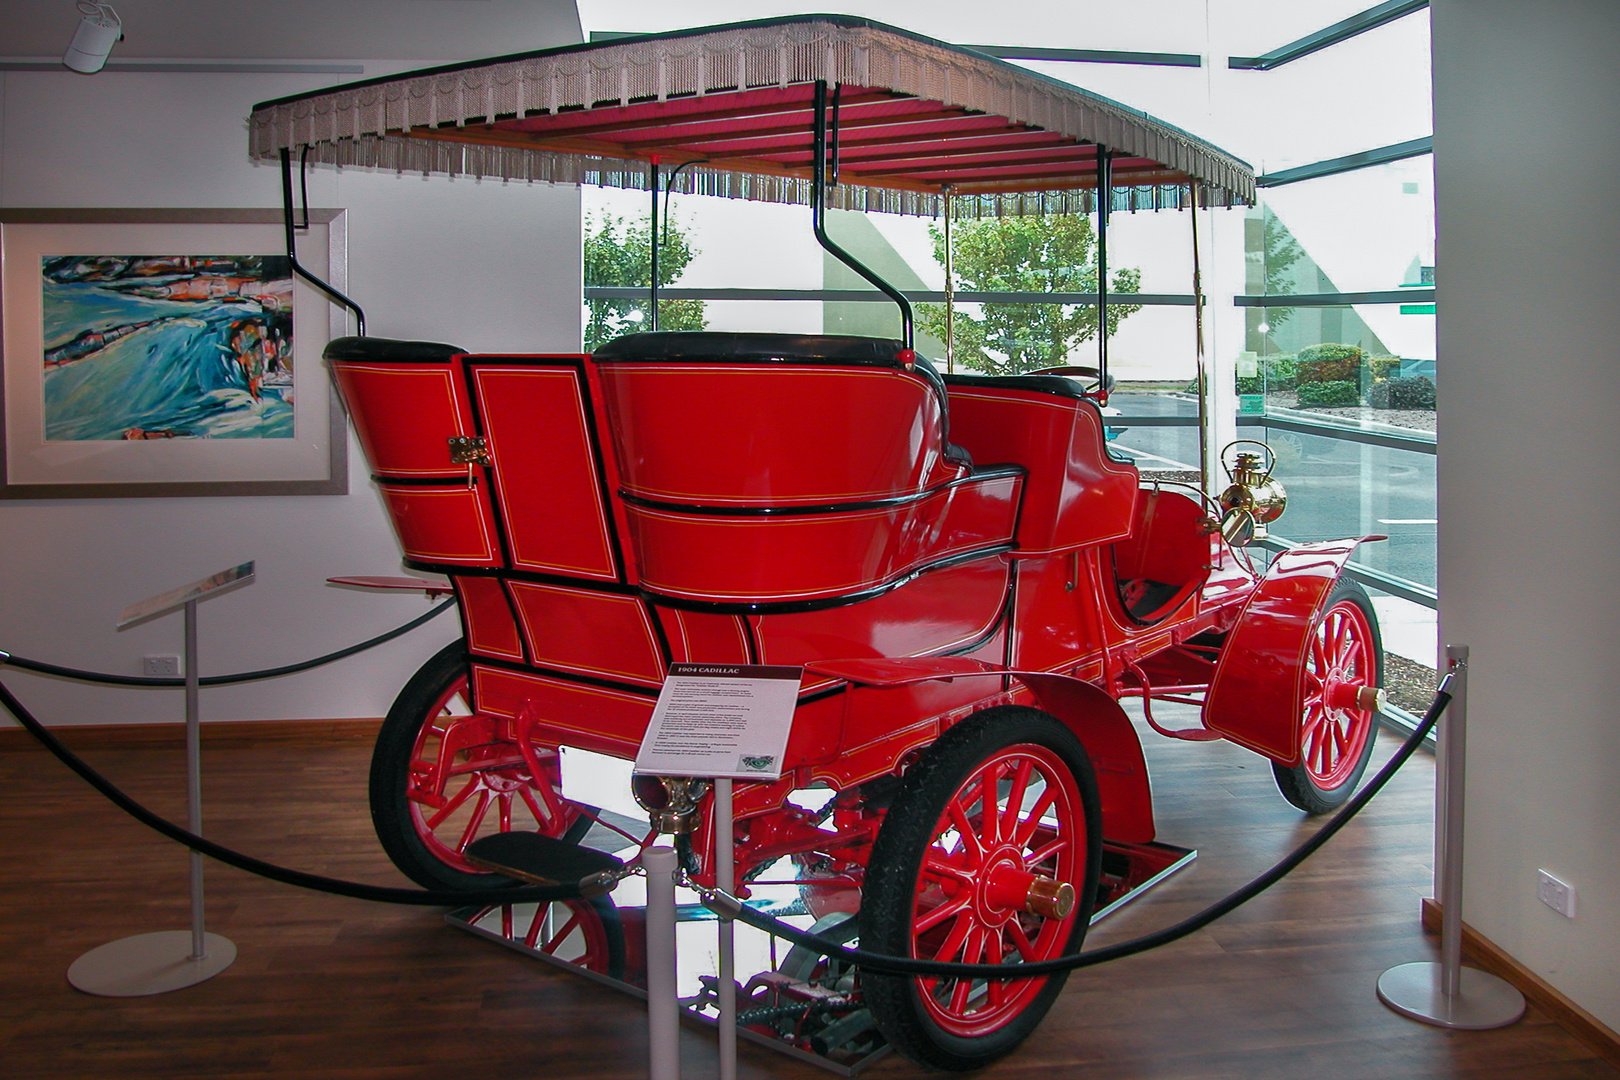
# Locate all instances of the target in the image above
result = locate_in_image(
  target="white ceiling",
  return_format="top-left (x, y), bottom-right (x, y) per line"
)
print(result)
top-left (0, 0), bottom-right (583, 60)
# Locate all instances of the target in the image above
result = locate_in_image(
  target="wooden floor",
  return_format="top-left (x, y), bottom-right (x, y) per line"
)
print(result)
top-left (1, 706), bottom-right (1614, 1080)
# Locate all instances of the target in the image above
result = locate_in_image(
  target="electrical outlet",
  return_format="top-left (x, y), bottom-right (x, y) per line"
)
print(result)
top-left (1537, 869), bottom-right (1576, 918)
top-left (142, 655), bottom-right (181, 677)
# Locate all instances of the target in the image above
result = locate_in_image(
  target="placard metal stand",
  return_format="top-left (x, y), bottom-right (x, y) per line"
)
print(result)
top-left (1377, 645), bottom-right (1525, 1028)
top-left (67, 563), bottom-right (254, 997)
top-left (634, 663), bottom-right (802, 1080)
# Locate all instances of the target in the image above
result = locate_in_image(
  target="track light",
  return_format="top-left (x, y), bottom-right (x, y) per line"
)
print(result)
top-left (63, 2), bottom-right (122, 74)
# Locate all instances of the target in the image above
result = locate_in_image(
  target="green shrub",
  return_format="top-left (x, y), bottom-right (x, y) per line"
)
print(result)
top-left (1296, 343), bottom-right (1362, 385)
top-left (1296, 380), bottom-right (1360, 407)
top-left (1234, 353), bottom-right (1299, 395)
top-left (1262, 354), bottom-right (1297, 390)
top-left (1367, 355), bottom-right (1401, 382)
top-left (1369, 375), bottom-right (1436, 409)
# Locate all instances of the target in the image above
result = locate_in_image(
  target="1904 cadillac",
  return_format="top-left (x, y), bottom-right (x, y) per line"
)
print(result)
top-left (250, 15), bottom-right (1385, 1070)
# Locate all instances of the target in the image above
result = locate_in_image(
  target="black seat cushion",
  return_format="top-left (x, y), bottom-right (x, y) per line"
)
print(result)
top-left (942, 372), bottom-right (1093, 400)
top-left (593, 330), bottom-right (909, 366)
top-left (323, 336), bottom-right (465, 364)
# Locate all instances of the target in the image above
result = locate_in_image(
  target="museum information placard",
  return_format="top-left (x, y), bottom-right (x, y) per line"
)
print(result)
top-left (634, 664), bottom-right (803, 780)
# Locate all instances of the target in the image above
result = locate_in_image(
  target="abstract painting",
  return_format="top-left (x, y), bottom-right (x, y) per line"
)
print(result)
top-left (1, 209), bottom-right (348, 497)
top-left (42, 254), bottom-right (295, 441)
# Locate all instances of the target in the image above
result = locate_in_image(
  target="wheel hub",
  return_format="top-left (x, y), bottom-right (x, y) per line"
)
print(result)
top-left (1325, 680), bottom-right (1386, 713)
top-left (978, 848), bottom-right (1075, 924)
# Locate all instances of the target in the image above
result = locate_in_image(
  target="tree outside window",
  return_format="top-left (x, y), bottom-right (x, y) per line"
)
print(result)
top-left (920, 213), bottom-right (1141, 376)
top-left (583, 211), bottom-right (707, 351)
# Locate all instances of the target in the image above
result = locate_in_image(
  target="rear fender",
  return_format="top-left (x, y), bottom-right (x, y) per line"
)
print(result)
top-left (804, 658), bottom-right (1155, 844)
top-left (1203, 538), bottom-right (1381, 762)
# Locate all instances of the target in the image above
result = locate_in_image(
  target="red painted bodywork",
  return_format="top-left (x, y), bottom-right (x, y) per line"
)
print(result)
top-left (329, 339), bottom-right (1371, 888)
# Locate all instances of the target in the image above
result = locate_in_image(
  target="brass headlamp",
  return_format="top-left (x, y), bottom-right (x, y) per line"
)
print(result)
top-left (1216, 441), bottom-right (1288, 545)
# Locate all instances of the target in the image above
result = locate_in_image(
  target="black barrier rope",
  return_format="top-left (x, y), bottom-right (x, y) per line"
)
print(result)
top-left (0, 598), bottom-right (455, 688)
top-left (0, 639), bottom-right (1452, 962)
top-left (702, 677), bottom-right (1455, 980)
top-left (0, 675), bottom-right (591, 908)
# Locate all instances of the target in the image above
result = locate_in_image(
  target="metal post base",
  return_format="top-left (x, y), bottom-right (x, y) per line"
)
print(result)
top-left (68, 931), bottom-right (236, 997)
top-left (1377, 961), bottom-right (1525, 1030)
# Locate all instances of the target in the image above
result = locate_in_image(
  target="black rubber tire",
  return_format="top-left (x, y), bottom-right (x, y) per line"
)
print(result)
top-left (859, 707), bottom-right (1102, 1071)
top-left (369, 640), bottom-right (586, 890)
top-left (1272, 578), bottom-right (1385, 815)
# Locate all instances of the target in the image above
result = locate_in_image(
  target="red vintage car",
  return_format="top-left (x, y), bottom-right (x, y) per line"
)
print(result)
top-left (254, 15), bottom-right (1384, 1071)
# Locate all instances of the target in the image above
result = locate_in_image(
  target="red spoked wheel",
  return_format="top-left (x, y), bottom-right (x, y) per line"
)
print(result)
top-left (370, 640), bottom-right (587, 890)
top-left (859, 707), bottom-right (1102, 1071)
top-left (1272, 578), bottom-right (1385, 815)
top-left (467, 897), bottom-right (625, 979)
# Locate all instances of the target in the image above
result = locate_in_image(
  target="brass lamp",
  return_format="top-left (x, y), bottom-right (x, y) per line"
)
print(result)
top-left (1217, 441), bottom-right (1288, 543)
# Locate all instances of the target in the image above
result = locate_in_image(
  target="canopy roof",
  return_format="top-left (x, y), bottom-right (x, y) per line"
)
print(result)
top-left (250, 14), bottom-right (1252, 217)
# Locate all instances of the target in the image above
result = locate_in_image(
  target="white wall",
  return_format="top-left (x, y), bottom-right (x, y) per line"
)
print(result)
top-left (1, 45), bottom-right (582, 726)
top-left (1433, 0), bottom-right (1620, 1031)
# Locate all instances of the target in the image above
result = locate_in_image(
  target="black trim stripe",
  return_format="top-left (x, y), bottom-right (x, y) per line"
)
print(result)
top-left (405, 559), bottom-right (643, 595)
top-left (371, 472), bottom-right (478, 487)
top-left (618, 464), bottom-right (1025, 517)
top-left (797, 682), bottom-right (848, 707)
top-left (470, 653), bottom-right (663, 700)
top-left (497, 576), bottom-right (534, 666)
top-left (574, 361), bottom-right (634, 585)
top-left (644, 596), bottom-right (677, 670)
top-left (640, 544), bottom-right (1016, 616)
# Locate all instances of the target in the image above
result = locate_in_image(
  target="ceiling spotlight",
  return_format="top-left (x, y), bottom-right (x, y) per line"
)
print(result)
top-left (63, 2), bottom-right (123, 75)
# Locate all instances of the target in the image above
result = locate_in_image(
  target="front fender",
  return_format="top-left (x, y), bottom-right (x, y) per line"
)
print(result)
top-left (1202, 537), bottom-right (1381, 762)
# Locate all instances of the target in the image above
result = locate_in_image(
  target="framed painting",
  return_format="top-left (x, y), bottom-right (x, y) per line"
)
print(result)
top-left (0, 208), bottom-right (348, 497)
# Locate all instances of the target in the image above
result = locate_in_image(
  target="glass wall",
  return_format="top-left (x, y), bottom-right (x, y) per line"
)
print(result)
top-left (576, 0), bottom-right (1440, 690)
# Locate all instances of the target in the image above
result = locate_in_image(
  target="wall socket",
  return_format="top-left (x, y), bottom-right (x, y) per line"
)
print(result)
top-left (142, 655), bottom-right (181, 677)
top-left (1537, 869), bottom-right (1576, 918)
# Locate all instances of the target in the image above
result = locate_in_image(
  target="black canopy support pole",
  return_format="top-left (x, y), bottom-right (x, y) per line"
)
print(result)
top-left (648, 157), bottom-right (660, 332)
top-left (1191, 181), bottom-right (1209, 494)
top-left (661, 159), bottom-right (700, 246)
top-left (829, 83), bottom-right (842, 187)
top-left (811, 80), bottom-right (913, 352)
top-left (296, 145), bottom-right (312, 231)
top-left (943, 183), bottom-right (955, 373)
top-left (1095, 144), bottom-right (1111, 395)
top-left (279, 147), bottom-right (366, 337)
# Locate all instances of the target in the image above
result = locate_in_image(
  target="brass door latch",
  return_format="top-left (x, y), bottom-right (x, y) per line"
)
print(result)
top-left (448, 435), bottom-right (490, 487)
top-left (448, 435), bottom-right (490, 466)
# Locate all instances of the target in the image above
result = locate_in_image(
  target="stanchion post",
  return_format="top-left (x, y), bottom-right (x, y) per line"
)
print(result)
top-left (1437, 644), bottom-right (1467, 996)
top-left (1377, 645), bottom-right (1525, 1028)
top-left (184, 599), bottom-right (207, 961)
top-left (714, 778), bottom-right (736, 1080)
top-left (645, 845), bottom-right (681, 1080)
top-left (66, 564), bottom-right (250, 997)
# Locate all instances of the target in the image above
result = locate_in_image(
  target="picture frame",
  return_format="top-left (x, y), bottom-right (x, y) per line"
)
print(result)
top-left (0, 208), bottom-right (349, 498)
